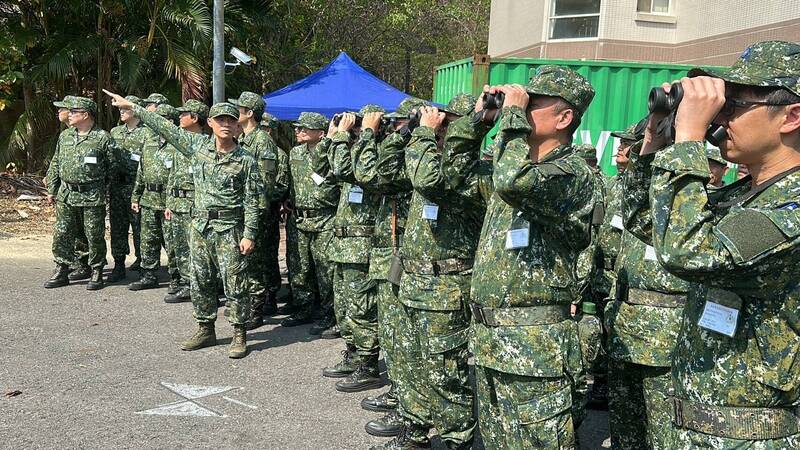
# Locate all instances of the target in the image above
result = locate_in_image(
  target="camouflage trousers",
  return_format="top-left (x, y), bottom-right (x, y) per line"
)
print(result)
top-left (476, 366), bottom-right (578, 450)
top-left (52, 202), bottom-right (107, 270)
top-left (396, 301), bottom-right (475, 449)
top-left (264, 202), bottom-right (282, 293)
top-left (285, 218), bottom-right (334, 319)
top-left (140, 206), bottom-right (167, 273)
top-left (189, 225), bottom-right (250, 325)
top-left (334, 263), bottom-right (378, 357)
top-left (248, 208), bottom-right (281, 313)
top-left (109, 182), bottom-right (140, 261)
top-left (166, 211), bottom-right (191, 285)
top-left (376, 280), bottom-right (432, 437)
top-left (608, 359), bottom-right (674, 450)
top-left (70, 222), bottom-right (89, 268)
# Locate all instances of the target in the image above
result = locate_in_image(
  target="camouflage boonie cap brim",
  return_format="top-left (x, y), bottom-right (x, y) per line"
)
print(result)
top-left (70, 96), bottom-right (97, 114)
top-left (228, 91), bottom-right (265, 111)
top-left (155, 104), bottom-right (179, 120)
top-left (611, 123), bottom-right (639, 141)
top-left (143, 93), bottom-right (169, 105)
top-left (176, 99), bottom-right (210, 118)
top-left (124, 95), bottom-right (144, 107)
top-left (441, 93), bottom-right (477, 117)
top-left (705, 146), bottom-right (727, 165)
top-left (208, 102), bottom-right (240, 119)
top-left (358, 104), bottom-right (385, 116)
top-left (260, 112), bottom-right (277, 127)
top-left (689, 41), bottom-right (800, 96)
top-left (574, 144), bottom-right (597, 161)
top-left (526, 65), bottom-right (595, 114)
top-left (53, 95), bottom-right (76, 108)
top-left (293, 112), bottom-right (328, 130)
top-left (385, 97), bottom-right (430, 118)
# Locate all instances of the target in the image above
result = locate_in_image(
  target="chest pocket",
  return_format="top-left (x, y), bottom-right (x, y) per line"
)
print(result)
top-left (217, 161), bottom-right (244, 193)
top-left (260, 151), bottom-right (277, 174)
top-left (81, 149), bottom-right (103, 180)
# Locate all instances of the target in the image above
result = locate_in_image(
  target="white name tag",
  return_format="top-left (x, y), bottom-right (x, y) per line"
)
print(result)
top-left (698, 301), bottom-right (739, 337)
top-left (644, 245), bottom-right (658, 261)
top-left (311, 172), bottom-right (325, 186)
top-left (348, 186), bottom-right (364, 204)
top-left (188, 166), bottom-right (194, 174)
top-left (610, 214), bottom-right (624, 230)
top-left (84, 156), bottom-right (97, 164)
top-left (130, 154), bottom-right (141, 162)
top-left (506, 213), bottom-right (530, 249)
top-left (165, 159), bottom-right (173, 169)
top-left (422, 203), bottom-right (439, 220)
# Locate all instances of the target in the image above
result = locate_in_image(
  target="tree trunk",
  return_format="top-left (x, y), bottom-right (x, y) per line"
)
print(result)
top-left (21, 71), bottom-right (35, 173)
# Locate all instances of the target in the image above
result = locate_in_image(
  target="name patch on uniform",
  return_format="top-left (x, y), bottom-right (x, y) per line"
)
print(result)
top-left (130, 154), bottom-right (141, 162)
top-left (610, 215), bottom-right (624, 230)
top-left (780, 202), bottom-right (799, 211)
top-left (165, 159), bottom-right (173, 169)
top-left (506, 213), bottom-right (530, 249)
top-left (348, 186), bottom-right (364, 204)
top-left (698, 301), bottom-right (739, 337)
top-left (84, 156), bottom-right (97, 164)
top-left (644, 245), bottom-right (658, 261)
top-left (188, 166), bottom-right (194, 174)
top-left (311, 172), bottom-right (325, 186)
top-left (422, 203), bottom-right (439, 221)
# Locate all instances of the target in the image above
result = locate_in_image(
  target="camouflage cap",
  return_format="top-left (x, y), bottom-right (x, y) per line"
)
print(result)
top-left (176, 99), bottom-right (209, 118)
top-left (706, 146), bottom-right (727, 166)
top-left (260, 112), bottom-right (277, 127)
top-left (124, 95), bottom-right (144, 107)
top-left (70, 96), bottom-right (97, 114)
top-left (143, 93), bottom-right (169, 106)
top-left (611, 123), bottom-right (640, 141)
top-left (154, 104), bottom-right (179, 120)
top-left (574, 144), bottom-right (597, 161)
top-left (228, 91), bottom-right (265, 112)
top-left (293, 112), bottom-right (328, 130)
top-left (526, 65), bottom-right (595, 114)
top-left (208, 102), bottom-right (240, 119)
top-left (53, 95), bottom-right (76, 108)
top-left (358, 104), bottom-right (385, 116)
top-left (385, 97), bottom-right (429, 118)
top-left (441, 93), bottom-right (477, 117)
top-left (689, 41), bottom-right (800, 96)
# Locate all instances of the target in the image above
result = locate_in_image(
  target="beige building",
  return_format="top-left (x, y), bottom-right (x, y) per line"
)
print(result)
top-left (488, 0), bottom-right (800, 65)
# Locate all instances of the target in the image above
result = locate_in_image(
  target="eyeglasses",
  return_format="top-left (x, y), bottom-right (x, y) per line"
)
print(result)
top-left (294, 126), bottom-right (310, 133)
top-left (719, 98), bottom-right (794, 117)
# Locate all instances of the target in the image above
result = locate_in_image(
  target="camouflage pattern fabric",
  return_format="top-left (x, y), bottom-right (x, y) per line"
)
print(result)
top-left (470, 105), bottom-right (594, 450)
top-left (109, 123), bottom-right (150, 261)
top-left (165, 132), bottom-right (197, 287)
top-left (525, 65), bottom-right (595, 114)
top-left (143, 93), bottom-right (168, 106)
top-left (285, 217), bottom-right (335, 320)
top-left (594, 176), bottom-right (624, 298)
top-left (228, 91), bottom-right (265, 113)
top-left (441, 93), bottom-right (477, 117)
top-left (46, 125), bottom-right (118, 269)
top-left (293, 112), bottom-right (328, 130)
top-left (133, 104), bottom-right (261, 325)
top-left (53, 126), bottom-right (89, 268)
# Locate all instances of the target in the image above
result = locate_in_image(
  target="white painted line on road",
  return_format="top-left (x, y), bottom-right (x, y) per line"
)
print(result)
top-left (223, 396), bottom-right (258, 409)
top-left (135, 382), bottom-right (256, 418)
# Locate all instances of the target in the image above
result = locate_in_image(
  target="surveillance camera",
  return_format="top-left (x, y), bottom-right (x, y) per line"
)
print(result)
top-left (230, 47), bottom-right (253, 65)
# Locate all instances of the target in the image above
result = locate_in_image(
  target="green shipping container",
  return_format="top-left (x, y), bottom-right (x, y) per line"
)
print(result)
top-left (434, 55), bottom-right (736, 181)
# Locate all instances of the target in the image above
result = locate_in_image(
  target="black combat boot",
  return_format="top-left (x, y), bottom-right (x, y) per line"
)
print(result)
top-left (68, 265), bottom-right (91, 281)
top-left (246, 297), bottom-right (265, 330)
top-left (322, 344), bottom-right (359, 378)
top-left (366, 410), bottom-right (403, 437)
top-left (43, 264), bottom-right (70, 289)
top-left (107, 258), bottom-right (127, 283)
top-left (129, 257), bottom-right (141, 271)
top-left (167, 278), bottom-right (181, 295)
top-left (164, 286), bottom-right (191, 303)
top-left (361, 383), bottom-right (398, 412)
top-left (280, 313), bottom-right (315, 327)
top-left (335, 354), bottom-right (383, 393)
top-left (369, 426), bottom-right (431, 450)
top-left (309, 315), bottom-right (336, 336)
top-left (181, 322), bottom-right (216, 351)
top-left (128, 271), bottom-right (158, 291)
top-left (86, 269), bottom-right (104, 290)
top-left (320, 324), bottom-right (341, 340)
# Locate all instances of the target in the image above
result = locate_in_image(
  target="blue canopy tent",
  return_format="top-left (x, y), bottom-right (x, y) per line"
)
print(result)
top-left (262, 52), bottom-right (410, 120)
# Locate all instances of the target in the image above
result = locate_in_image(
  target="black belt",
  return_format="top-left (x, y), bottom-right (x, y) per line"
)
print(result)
top-left (63, 181), bottom-right (100, 193)
top-left (146, 183), bottom-right (165, 192)
top-left (616, 285), bottom-right (686, 308)
top-left (171, 188), bottom-right (194, 198)
top-left (672, 397), bottom-right (800, 440)
top-left (294, 207), bottom-right (336, 219)
top-left (401, 258), bottom-right (474, 275)
top-left (470, 303), bottom-right (571, 327)
top-left (334, 226), bottom-right (374, 238)
top-left (192, 208), bottom-right (241, 220)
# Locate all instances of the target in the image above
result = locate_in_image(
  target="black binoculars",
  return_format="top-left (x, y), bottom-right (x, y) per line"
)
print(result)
top-left (332, 113), bottom-right (363, 128)
top-left (483, 92), bottom-right (505, 111)
top-left (647, 82), bottom-right (727, 146)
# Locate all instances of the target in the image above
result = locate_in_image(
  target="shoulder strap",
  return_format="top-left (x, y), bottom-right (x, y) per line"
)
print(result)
top-left (716, 166), bottom-right (800, 210)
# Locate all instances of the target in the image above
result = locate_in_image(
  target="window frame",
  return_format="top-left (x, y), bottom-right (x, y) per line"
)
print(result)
top-left (547, 0), bottom-right (602, 42)
top-left (637, 0), bottom-right (672, 15)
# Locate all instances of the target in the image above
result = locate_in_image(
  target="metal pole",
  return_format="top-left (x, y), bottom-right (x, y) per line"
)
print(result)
top-left (404, 47), bottom-right (411, 93)
top-left (212, 0), bottom-right (224, 104)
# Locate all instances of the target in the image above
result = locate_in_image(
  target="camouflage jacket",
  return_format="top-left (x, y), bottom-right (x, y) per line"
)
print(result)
top-left (46, 125), bottom-right (118, 207)
top-left (320, 130), bottom-right (380, 265)
top-left (165, 132), bottom-right (203, 214)
top-left (399, 115), bottom-right (491, 313)
top-left (575, 165), bottom-right (607, 302)
top-left (470, 106), bottom-right (592, 378)
top-left (649, 141), bottom-right (800, 408)
top-left (133, 105), bottom-right (261, 240)
top-left (353, 129), bottom-right (413, 280)
top-left (287, 140), bottom-right (340, 232)
top-left (132, 133), bottom-right (175, 209)
top-left (593, 175), bottom-right (624, 296)
top-left (109, 123), bottom-right (150, 185)
top-left (239, 127), bottom-right (287, 208)
top-left (606, 148), bottom-right (689, 367)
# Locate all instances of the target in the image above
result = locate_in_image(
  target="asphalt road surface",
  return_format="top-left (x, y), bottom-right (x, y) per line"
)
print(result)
top-left (0, 235), bottom-right (609, 449)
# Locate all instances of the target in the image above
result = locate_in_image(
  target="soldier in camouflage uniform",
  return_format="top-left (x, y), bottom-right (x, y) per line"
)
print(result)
top-left (629, 41), bottom-right (800, 449)
top-left (142, 93), bottom-right (168, 112)
top-left (283, 112), bottom-right (338, 327)
top-left (162, 99), bottom-right (209, 303)
top-left (353, 98), bottom-right (425, 438)
top-left (373, 94), bottom-right (488, 450)
top-left (128, 104), bottom-right (180, 292)
top-left (44, 96), bottom-right (118, 291)
top-left (705, 146), bottom-right (728, 187)
top-left (108, 95), bottom-right (150, 282)
top-left (469, 67), bottom-right (596, 450)
top-left (229, 92), bottom-right (286, 328)
top-left (107, 91), bottom-right (261, 358)
top-left (315, 105), bottom-right (383, 392)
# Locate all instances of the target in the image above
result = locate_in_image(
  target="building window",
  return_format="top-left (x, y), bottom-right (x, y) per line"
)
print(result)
top-left (637, 0), bottom-right (670, 14)
top-left (549, 0), bottom-right (601, 40)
